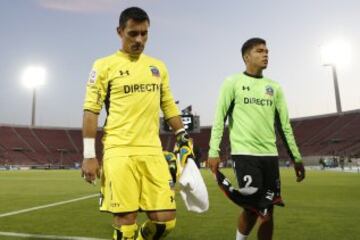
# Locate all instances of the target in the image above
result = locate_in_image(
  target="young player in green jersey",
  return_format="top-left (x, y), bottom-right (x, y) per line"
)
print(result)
top-left (208, 38), bottom-right (305, 240)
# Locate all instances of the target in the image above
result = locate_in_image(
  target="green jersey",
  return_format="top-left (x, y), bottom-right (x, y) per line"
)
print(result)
top-left (209, 72), bottom-right (301, 162)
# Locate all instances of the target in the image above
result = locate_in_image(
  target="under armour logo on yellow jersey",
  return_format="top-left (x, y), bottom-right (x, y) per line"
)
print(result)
top-left (119, 70), bottom-right (130, 77)
top-left (242, 86), bottom-right (250, 91)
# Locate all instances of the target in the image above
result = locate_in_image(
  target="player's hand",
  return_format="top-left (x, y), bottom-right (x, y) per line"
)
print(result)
top-left (179, 145), bottom-right (194, 167)
top-left (208, 157), bottom-right (220, 174)
top-left (175, 129), bottom-right (192, 149)
top-left (81, 158), bottom-right (100, 184)
top-left (174, 129), bottom-right (194, 163)
top-left (294, 161), bottom-right (305, 182)
top-left (164, 151), bottom-right (178, 183)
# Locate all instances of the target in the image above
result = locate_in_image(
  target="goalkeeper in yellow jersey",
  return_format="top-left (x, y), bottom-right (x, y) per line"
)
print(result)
top-left (81, 7), bottom-right (191, 240)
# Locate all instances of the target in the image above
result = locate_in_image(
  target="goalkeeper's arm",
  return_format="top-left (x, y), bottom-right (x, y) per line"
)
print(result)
top-left (82, 110), bottom-right (100, 184)
top-left (166, 116), bottom-right (185, 135)
top-left (167, 116), bottom-right (192, 148)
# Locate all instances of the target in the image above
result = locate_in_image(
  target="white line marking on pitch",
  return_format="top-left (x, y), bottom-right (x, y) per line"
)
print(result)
top-left (0, 194), bottom-right (98, 218)
top-left (0, 231), bottom-right (107, 240)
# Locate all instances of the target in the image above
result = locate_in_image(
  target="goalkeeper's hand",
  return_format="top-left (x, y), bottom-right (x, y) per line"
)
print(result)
top-left (178, 145), bottom-right (194, 167)
top-left (81, 158), bottom-right (100, 185)
top-left (175, 128), bottom-right (191, 148)
top-left (163, 151), bottom-right (178, 184)
top-left (174, 128), bottom-right (194, 155)
top-left (294, 161), bottom-right (305, 182)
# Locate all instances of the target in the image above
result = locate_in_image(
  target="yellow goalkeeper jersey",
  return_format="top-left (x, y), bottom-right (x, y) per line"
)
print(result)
top-left (83, 51), bottom-right (180, 155)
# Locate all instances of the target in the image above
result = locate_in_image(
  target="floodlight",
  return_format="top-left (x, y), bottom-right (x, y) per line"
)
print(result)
top-left (320, 39), bottom-right (350, 113)
top-left (22, 66), bottom-right (46, 89)
top-left (21, 65), bottom-right (47, 126)
top-left (320, 39), bottom-right (351, 67)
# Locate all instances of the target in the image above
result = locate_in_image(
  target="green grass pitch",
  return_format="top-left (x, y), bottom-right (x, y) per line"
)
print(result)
top-left (0, 168), bottom-right (359, 240)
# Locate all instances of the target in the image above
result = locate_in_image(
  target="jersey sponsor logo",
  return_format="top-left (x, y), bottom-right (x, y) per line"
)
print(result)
top-left (242, 86), bottom-right (250, 91)
top-left (244, 97), bottom-right (273, 106)
top-left (265, 85), bottom-right (274, 96)
top-left (149, 65), bottom-right (160, 77)
top-left (119, 70), bottom-right (130, 77)
top-left (88, 70), bottom-right (97, 85)
top-left (124, 83), bottom-right (161, 94)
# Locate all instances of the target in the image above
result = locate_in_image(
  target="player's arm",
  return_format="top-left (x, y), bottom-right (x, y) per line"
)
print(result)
top-left (82, 110), bottom-right (100, 184)
top-left (160, 63), bottom-right (181, 123)
top-left (167, 116), bottom-right (191, 148)
top-left (158, 63), bottom-right (191, 151)
top-left (208, 78), bottom-right (235, 173)
top-left (275, 86), bottom-right (305, 182)
top-left (81, 59), bottom-right (108, 184)
top-left (167, 116), bottom-right (184, 133)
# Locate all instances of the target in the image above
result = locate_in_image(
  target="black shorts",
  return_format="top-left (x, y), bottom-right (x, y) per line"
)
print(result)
top-left (232, 155), bottom-right (283, 210)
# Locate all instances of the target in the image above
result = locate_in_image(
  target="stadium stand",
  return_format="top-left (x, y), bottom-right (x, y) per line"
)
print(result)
top-left (292, 110), bottom-right (360, 157)
top-left (0, 109), bottom-right (359, 167)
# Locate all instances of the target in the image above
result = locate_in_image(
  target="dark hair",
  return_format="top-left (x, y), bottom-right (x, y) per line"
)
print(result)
top-left (241, 38), bottom-right (266, 57)
top-left (119, 7), bottom-right (150, 29)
